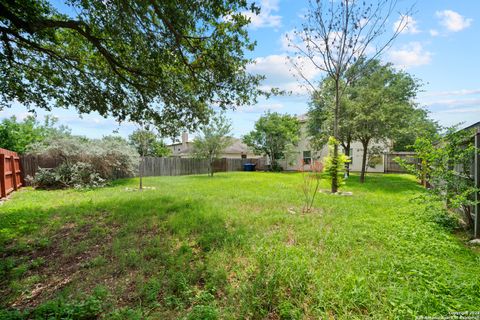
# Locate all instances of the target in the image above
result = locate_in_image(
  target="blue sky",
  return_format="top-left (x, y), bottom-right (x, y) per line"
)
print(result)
top-left (1, 0), bottom-right (479, 141)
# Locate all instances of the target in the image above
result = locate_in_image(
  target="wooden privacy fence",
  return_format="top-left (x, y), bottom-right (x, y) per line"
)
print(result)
top-left (384, 152), bottom-right (417, 173)
top-left (20, 155), bottom-right (63, 186)
top-left (0, 148), bottom-right (23, 199)
top-left (20, 155), bottom-right (267, 180)
top-left (141, 157), bottom-right (266, 177)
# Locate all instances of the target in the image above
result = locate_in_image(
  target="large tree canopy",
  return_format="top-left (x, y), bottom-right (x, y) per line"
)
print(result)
top-left (243, 112), bottom-right (300, 170)
top-left (308, 58), bottom-right (437, 182)
top-left (0, 115), bottom-right (70, 153)
top-left (193, 113), bottom-right (232, 177)
top-left (0, 0), bottom-right (264, 136)
top-left (349, 59), bottom-right (418, 181)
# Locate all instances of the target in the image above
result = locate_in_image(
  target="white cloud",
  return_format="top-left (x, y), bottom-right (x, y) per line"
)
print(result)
top-left (424, 98), bottom-right (480, 109)
top-left (438, 107), bottom-right (480, 114)
top-left (429, 29), bottom-right (439, 37)
top-left (393, 15), bottom-right (420, 34)
top-left (280, 30), bottom-right (295, 51)
top-left (436, 10), bottom-right (472, 32)
top-left (248, 54), bottom-right (323, 95)
top-left (240, 103), bottom-right (284, 114)
top-left (243, 0), bottom-right (282, 29)
top-left (387, 42), bottom-right (432, 68)
top-left (421, 89), bottom-right (480, 98)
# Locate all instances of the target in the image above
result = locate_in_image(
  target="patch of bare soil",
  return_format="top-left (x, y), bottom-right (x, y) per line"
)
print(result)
top-left (7, 221), bottom-right (116, 309)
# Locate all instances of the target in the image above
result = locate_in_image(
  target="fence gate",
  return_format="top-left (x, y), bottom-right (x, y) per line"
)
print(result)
top-left (0, 148), bottom-right (22, 199)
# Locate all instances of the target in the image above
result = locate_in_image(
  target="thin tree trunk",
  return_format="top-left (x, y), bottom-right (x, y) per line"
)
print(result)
top-left (462, 205), bottom-right (474, 230)
top-left (270, 148), bottom-right (276, 171)
top-left (360, 139), bottom-right (370, 183)
top-left (343, 141), bottom-right (351, 178)
top-left (139, 156), bottom-right (143, 190)
top-left (209, 154), bottom-right (214, 177)
top-left (332, 78), bottom-right (340, 193)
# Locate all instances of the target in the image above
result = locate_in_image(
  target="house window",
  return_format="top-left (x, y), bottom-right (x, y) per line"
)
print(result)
top-left (303, 150), bottom-right (312, 165)
top-left (241, 154), bottom-right (247, 159)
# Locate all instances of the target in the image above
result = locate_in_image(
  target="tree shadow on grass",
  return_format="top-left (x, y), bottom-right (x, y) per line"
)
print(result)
top-left (0, 192), bottom-right (247, 315)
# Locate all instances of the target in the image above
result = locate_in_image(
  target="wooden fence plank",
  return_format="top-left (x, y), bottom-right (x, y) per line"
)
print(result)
top-left (384, 152), bottom-right (416, 173)
top-left (18, 155), bottom-right (270, 181)
top-left (0, 153), bottom-right (5, 198)
top-left (0, 148), bottom-right (23, 199)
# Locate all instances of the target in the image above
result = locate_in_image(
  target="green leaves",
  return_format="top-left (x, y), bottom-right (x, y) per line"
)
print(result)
top-left (1, 0), bottom-right (265, 136)
top-left (0, 115), bottom-right (70, 154)
top-left (399, 127), bottom-right (479, 230)
top-left (193, 113), bottom-right (232, 176)
top-left (129, 129), bottom-right (171, 157)
top-left (243, 112), bottom-right (300, 169)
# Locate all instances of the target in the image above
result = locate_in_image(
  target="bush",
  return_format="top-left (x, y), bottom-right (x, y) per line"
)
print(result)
top-left (397, 127), bottom-right (479, 230)
top-left (270, 162), bottom-right (284, 172)
top-left (27, 135), bottom-right (139, 189)
top-left (31, 163), bottom-right (105, 189)
top-left (323, 137), bottom-right (349, 190)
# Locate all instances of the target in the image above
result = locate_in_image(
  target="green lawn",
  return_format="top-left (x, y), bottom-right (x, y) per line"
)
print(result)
top-left (1, 172), bottom-right (479, 319)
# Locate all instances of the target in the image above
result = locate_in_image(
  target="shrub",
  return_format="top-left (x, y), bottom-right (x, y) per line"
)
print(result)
top-left (323, 137), bottom-right (349, 191)
top-left (270, 162), bottom-right (284, 172)
top-left (298, 160), bottom-right (323, 213)
top-left (27, 135), bottom-right (139, 189)
top-left (397, 127), bottom-right (479, 230)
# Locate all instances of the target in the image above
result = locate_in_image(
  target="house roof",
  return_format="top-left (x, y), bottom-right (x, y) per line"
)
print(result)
top-left (460, 121), bottom-right (480, 132)
top-left (169, 137), bottom-right (253, 155)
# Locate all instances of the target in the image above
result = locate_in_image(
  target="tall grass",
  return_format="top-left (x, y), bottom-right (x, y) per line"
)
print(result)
top-left (0, 172), bottom-right (479, 319)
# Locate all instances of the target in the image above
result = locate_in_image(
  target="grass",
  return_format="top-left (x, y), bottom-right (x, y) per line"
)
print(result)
top-left (0, 172), bottom-right (479, 319)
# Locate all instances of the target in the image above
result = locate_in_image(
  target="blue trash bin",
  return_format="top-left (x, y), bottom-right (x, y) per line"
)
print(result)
top-left (243, 163), bottom-right (256, 171)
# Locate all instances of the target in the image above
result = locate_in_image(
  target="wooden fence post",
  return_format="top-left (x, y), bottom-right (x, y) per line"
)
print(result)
top-left (0, 154), bottom-right (5, 198)
top-left (474, 130), bottom-right (480, 239)
top-left (11, 155), bottom-right (17, 191)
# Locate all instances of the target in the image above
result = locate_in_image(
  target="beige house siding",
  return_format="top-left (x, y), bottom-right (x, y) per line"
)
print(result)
top-left (278, 117), bottom-right (391, 172)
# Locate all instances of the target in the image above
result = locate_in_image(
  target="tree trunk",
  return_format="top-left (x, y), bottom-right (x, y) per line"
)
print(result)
top-left (462, 205), bottom-right (474, 231)
top-left (343, 141), bottom-right (351, 178)
top-left (209, 155), bottom-right (214, 177)
top-left (331, 78), bottom-right (340, 193)
top-left (360, 139), bottom-right (370, 183)
top-left (270, 148), bottom-right (276, 171)
top-left (139, 156), bottom-right (143, 190)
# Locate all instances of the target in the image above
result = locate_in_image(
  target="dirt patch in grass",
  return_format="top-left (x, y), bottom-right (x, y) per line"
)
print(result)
top-left (5, 221), bottom-right (117, 309)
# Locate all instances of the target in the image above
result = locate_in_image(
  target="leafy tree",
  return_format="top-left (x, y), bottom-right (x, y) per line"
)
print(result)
top-left (129, 124), bottom-right (169, 190)
top-left (348, 59), bottom-right (420, 183)
top-left (307, 78), bottom-right (356, 176)
top-left (0, 115), bottom-right (70, 153)
top-left (0, 0), bottom-right (266, 136)
top-left (288, 0), bottom-right (411, 192)
top-left (193, 113), bottom-right (232, 177)
top-left (243, 112), bottom-right (300, 171)
top-left (397, 127), bottom-right (479, 231)
top-left (129, 129), bottom-right (171, 157)
top-left (393, 108), bottom-right (439, 151)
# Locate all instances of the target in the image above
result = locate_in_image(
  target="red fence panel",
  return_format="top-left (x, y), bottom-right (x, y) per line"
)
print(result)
top-left (0, 148), bottom-right (22, 199)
